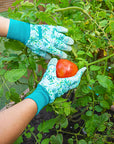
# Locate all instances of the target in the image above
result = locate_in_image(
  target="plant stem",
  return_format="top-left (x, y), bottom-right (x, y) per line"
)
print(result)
top-left (87, 53), bottom-right (114, 66)
top-left (55, 6), bottom-right (111, 43)
top-left (55, 6), bottom-right (92, 20)
top-left (103, 59), bottom-right (107, 75)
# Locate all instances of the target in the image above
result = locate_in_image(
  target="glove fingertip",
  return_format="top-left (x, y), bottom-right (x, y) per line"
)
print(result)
top-left (75, 67), bottom-right (87, 78)
top-left (56, 26), bottom-right (68, 33)
top-left (48, 58), bottom-right (58, 66)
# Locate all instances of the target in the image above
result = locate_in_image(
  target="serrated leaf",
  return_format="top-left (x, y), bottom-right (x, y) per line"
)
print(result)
top-left (95, 105), bottom-right (103, 112)
top-left (86, 52), bottom-right (93, 57)
top-left (36, 12), bottom-right (56, 25)
top-left (63, 102), bottom-right (71, 116)
top-left (13, 135), bottom-right (23, 144)
top-left (82, 85), bottom-right (90, 94)
top-left (98, 124), bottom-right (106, 132)
top-left (56, 115), bottom-right (68, 128)
top-left (86, 111), bottom-right (93, 116)
top-left (74, 123), bottom-right (79, 129)
top-left (4, 40), bottom-right (24, 51)
top-left (90, 65), bottom-right (100, 71)
top-left (78, 139), bottom-right (87, 144)
top-left (5, 69), bottom-right (27, 82)
top-left (97, 75), bottom-right (113, 89)
top-left (10, 88), bottom-right (21, 103)
top-left (50, 134), bottom-right (63, 144)
top-left (21, 1), bottom-right (34, 7)
top-left (100, 101), bottom-right (110, 109)
top-left (54, 97), bottom-right (67, 104)
top-left (41, 138), bottom-right (50, 144)
top-left (38, 118), bottom-right (56, 133)
top-left (99, 20), bottom-right (108, 27)
top-left (77, 51), bottom-right (85, 55)
top-left (68, 138), bottom-right (73, 144)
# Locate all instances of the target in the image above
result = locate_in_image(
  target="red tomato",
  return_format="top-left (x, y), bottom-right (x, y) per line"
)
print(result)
top-left (56, 59), bottom-right (78, 78)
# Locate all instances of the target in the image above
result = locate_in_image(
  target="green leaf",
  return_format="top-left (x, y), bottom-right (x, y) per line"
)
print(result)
top-left (28, 56), bottom-right (36, 70)
top-left (56, 134), bottom-right (63, 144)
top-left (24, 132), bottom-right (31, 138)
top-left (99, 20), bottom-right (108, 27)
top-left (98, 124), bottom-right (106, 132)
top-left (21, 1), bottom-right (34, 7)
top-left (13, 135), bottom-right (23, 144)
top-left (78, 139), bottom-right (87, 144)
top-left (38, 118), bottom-right (56, 133)
top-left (95, 105), bottom-right (103, 112)
top-left (4, 40), bottom-right (24, 51)
top-left (54, 97), bottom-right (67, 104)
top-left (37, 133), bottom-right (42, 143)
top-left (5, 69), bottom-right (27, 82)
top-left (28, 73), bottom-right (34, 90)
top-left (41, 138), bottom-right (50, 144)
top-left (76, 96), bottom-right (92, 106)
top-left (86, 111), bottom-right (93, 116)
top-left (82, 85), bottom-right (90, 94)
top-left (100, 101), bottom-right (110, 109)
top-left (77, 51), bottom-right (85, 55)
top-left (50, 134), bottom-right (63, 144)
top-left (0, 87), bottom-right (3, 98)
top-left (36, 12), bottom-right (56, 25)
top-left (86, 52), bottom-right (93, 57)
top-left (68, 138), bottom-right (73, 144)
top-left (0, 69), bottom-right (6, 76)
top-left (10, 88), bottom-right (21, 103)
top-left (63, 102), bottom-right (71, 116)
top-left (74, 123), bottom-right (79, 129)
top-left (97, 75), bottom-right (113, 89)
top-left (90, 65), bottom-right (100, 71)
top-left (105, 0), bottom-right (113, 10)
top-left (56, 115), bottom-right (68, 128)
top-left (12, 0), bottom-right (23, 7)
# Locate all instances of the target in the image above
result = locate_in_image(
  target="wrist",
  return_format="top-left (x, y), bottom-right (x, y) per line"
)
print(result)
top-left (7, 19), bottom-right (30, 44)
top-left (0, 16), bottom-right (10, 37)
top-left (25, 84), bottom-right (50, 115)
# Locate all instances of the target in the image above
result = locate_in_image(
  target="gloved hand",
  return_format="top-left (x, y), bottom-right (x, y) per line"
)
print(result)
top-left (26, 58), bottom-right (86, 115)
top-left (7, 19), bottom-right (74, 59)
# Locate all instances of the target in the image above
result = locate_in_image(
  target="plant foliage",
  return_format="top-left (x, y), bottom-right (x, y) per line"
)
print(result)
top-left (0, 0), bottom-right (114, 143)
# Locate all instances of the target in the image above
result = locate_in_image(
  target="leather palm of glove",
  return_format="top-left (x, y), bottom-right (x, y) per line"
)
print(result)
top-left (7, 19), bottom-right (74, 59)
top-left (26, 58), bottom-right (86, 115)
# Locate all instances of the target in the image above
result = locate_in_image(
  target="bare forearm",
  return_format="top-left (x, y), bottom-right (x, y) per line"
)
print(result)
top-left (0, 16), bottom-right (10, 37)
top-left (0, 99), bottom-right (37, 144)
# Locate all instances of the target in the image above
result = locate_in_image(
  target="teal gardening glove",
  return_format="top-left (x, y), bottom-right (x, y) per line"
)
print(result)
top-left (7, 19), bottom-right (74, 59)
top-left (25, 58), bottom-right (86, 115)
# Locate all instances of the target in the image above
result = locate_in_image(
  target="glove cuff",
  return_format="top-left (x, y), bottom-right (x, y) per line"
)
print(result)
top-left (25, 84), bottom-right (50, 115)
top-left (7, 19), bottom-right (30, 44)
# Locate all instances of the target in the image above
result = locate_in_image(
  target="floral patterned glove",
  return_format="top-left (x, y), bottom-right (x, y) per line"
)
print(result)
top-left (7, 19), bottom-right (74, 59)
top-left (39, 58), bottom-right (87, 103)
top-left (25, 58), bottom-right (86, 115)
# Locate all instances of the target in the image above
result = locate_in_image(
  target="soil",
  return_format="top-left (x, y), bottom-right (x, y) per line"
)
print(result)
top-left (21, 92), bottom-right (114, 144)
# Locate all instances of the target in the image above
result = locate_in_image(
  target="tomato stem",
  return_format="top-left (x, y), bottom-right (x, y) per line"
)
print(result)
top-left (87, 53), bottom-right (114, 66)
top-left (55, 6), bottom-right (111, 44)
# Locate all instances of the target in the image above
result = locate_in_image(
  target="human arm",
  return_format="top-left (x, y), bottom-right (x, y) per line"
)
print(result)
top-left (0, 99), bottom-right (37, 144)
top-left (0, 58), bottom-right (86, 144)
top-left (0, 16), bottom-right (9, 37)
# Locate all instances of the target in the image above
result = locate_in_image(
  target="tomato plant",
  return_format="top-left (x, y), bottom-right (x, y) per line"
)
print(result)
top-left (0, 0), bottom-right (114, 144)
top-left (56, 59), bottom-right (78, 78)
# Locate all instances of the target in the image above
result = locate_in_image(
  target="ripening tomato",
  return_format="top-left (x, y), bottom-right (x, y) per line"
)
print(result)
top-left (56, 59), bottom-right (78, 78)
